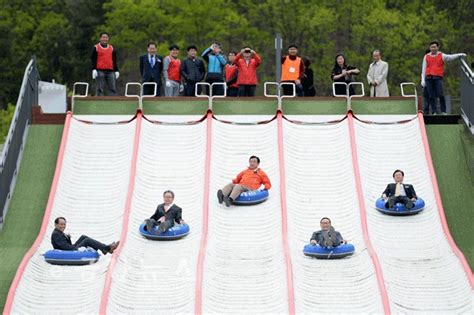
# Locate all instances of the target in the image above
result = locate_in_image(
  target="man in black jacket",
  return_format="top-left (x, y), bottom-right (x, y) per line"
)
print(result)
top-left (181, 45), bottom-right (205, 96)
top-left (382, 169), bottom-right (417, 209)
top-left (144, 190), bottom-right (185, 234)
top-left (139, 42), bottom-right (163, 96)
top-left (310, 217), bottom-right (347, 247)
top-left (51, 217), bottom-right (119, 255)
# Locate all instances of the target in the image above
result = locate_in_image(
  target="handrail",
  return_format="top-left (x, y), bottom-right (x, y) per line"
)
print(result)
top-left (460, 58), bottom-right (474, 134)
top-left (140, 82), bottom-right (158, 110)
top-left (71, 82), bottom-right (89, 113)
top-left (125, 82), bottom-right (142, 109)
top-left (348, 82), bottom-right (365, 111)
top-left (332, 82), bottom-right (349, 110)
top-left (400, 82), bottom-right (418, 113)
top-left (195, 82), bottom-right (211, 110)
top-left (460, 58), bottom-right (473, 81)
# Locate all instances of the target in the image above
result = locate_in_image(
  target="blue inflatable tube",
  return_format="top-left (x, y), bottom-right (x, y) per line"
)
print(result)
top-left (233, 189), bottom-right (269, 205)
top-left (44, 249), bottom-right (100, 265)
top-left (139, 223), bottom-right (190, 240)
top-left (375, 197), bottom-right (425, 216)
top-left (303, 243), bottom-right (355, 259)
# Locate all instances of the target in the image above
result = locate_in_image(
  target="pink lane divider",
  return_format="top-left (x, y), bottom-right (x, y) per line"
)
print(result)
top-left (277, 111), bottom-right (296, 315)
top-left (3, 112), bottom-right (73, 315)
top-left (99, 110), bottom-right (143, 315)
top-left (194, 110), bottom-right (213, 315)
top-left (347, 112), bottom-right (391, 315)
top-left (416, 112), bottom-right (473, 287)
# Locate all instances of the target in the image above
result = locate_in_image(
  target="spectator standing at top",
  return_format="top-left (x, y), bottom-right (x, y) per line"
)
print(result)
top-left (163, 44), bottom-right (181, 97)
top-left (421, 40), bottom-right (466, 115)
top-left (281, 44), bottom-right (305, 96)
top-left (225, 52), bottom-right (239, 97)
top-left (234, 47), bottom-right (261, 97)
top-left (201, 42), bottom-right (227, 96)
top-left (331, 53), bottom-right (360, 96)
top-left (91, 32), bottom-right (119, 96)
top-left (302, 57), bottom-right (316, 97)
top-left (181, 45), bottom-right (205, 96)
top-left (139, 42), bottom-right (163, 96)
top-left (367, 50), bottom-right (389, 97)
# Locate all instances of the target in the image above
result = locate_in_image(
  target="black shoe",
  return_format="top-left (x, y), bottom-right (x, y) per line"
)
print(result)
top-left (217, 190), bottom-right (224, 204)
top-left (145, 219), bottom-right (154, 232)
top-left (224, 196), bottom-right (231, 207)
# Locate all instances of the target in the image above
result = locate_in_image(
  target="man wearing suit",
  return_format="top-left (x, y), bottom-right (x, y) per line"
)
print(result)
top-left (140, 42), bottom-right (163, 96)
top-left (51, 217), bottom-right (119, 255)
top-left (382, 169), bottom-right (417, 209)
top-left (310, 217), bottom-right (347, 247)
top-left (144, 190), bottom-right (185, 234)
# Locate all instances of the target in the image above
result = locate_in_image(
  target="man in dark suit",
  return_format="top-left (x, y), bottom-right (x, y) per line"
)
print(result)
top-left (144, 190), bottom-right (185, 234)
top-left (382, 169), bottom-right (417, 209)
top-left (140, 42), bottom-right (163, 96)
top-left (310, 217), bottom-right (347, 247)
top-left (51, 217), bottom-right (119, 255)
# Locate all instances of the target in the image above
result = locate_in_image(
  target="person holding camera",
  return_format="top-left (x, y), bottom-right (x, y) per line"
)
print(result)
top-left (234, 47), bottom-right (261, 97)
top-left (225, 52), bottom-right (239, 97)
top-left (201, 42), bottom-right (227, 96)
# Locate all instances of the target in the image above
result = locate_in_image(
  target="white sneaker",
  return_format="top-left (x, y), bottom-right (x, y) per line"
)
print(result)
top-left (441, 112), bottom-right (448, 115)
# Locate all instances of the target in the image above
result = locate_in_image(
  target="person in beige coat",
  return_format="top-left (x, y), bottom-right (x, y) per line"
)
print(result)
top-left (367, 50), bottom-right (389, 97)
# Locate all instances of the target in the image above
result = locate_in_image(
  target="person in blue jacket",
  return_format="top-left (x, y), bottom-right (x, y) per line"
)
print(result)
top-left (310, 217), bottom-right (347, 247)
top-left (201, 42), bottom-right (227, 96)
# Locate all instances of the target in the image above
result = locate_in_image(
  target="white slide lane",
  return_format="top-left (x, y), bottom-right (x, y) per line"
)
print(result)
top-left (106, 119), bottom-right (206, 313)
top-left (10, 118), bottom-right (135, 314)
top-left (283, 118), bottom-right (384, 313)
top-left (201, 117), bottom-right (289, 313)
top-left (354, 117), bottom-right (473, 313)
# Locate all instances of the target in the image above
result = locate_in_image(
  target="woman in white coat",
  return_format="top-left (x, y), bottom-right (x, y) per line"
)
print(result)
top-left (367, 50), bottom-right (389, 97)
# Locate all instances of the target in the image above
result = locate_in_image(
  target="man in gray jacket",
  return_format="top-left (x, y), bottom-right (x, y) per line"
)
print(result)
top-left (310, 217), bottom-right (347, 247)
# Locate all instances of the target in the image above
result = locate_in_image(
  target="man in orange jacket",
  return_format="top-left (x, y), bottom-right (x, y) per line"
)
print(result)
top-left (217, 155), bottom-right (271, 207)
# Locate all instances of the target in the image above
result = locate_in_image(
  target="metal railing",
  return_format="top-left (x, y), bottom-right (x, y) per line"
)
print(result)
top-left (195, 82), bottom-right (227, 110)
top-left (0, 58), bottom-right (40, 225)
top-left (71, 82), bottom-right (89, 112)
top-left (263, 82), bottom-right (296, 111)
top-left (400, 82), bottom-right (418, 112)
top-left (460, 58), bottom-right (474, 134)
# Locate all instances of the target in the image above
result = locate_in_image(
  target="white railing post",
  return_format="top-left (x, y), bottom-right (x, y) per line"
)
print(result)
top-left (72, 82), bottom-right (89, 112)
top-left (279, 82), bottom-right (296, 112)
top-left (400, 82), bottom-right (418, 113)
top-left (125, 82), bottom-right (141, 110)
top-left (332, 82), bottom-right (349, 110)
top-left (141, 82), bottom-right (158, 110)
top-left (195, 82), bottom-right (211, 110)
top-left (348, 82), bottom-right (365, 111)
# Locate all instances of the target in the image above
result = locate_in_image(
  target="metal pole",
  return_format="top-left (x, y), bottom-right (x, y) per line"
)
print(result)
top-left (275, 33), bottom-right (282, 83)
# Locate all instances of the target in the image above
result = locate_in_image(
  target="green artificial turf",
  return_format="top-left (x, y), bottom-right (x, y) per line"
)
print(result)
top-left (352, 99), bottom-right (416, 114)
top-left (282, 99), bottom-right (347, 115)
top-left (426, 124), bottom-right (474, 269)
top-left (0, 125), bottom-right (63, 310)
top-left (143, 100), bottom-right (208, 115)
top-left (73, 100), bottom-right (138, 115)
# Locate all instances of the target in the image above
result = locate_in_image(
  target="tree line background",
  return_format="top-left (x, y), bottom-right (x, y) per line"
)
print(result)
top-left (0, 0), bottom-right (473, 114)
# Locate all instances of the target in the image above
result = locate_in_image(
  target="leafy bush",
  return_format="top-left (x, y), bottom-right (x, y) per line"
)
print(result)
top-left (0, 104), bottom-right (15, 144)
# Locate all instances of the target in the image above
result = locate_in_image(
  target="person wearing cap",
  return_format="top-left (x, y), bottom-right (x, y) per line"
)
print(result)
top-left (139, 41), bottom-right (163, 96)
top-left (234, 47), bottom-right (261, 97)
top-left (181, 45), bottom-right (206, 96)
top-left (163, 44), bottom-right (182, 97)
top-left (217, 156), bottom-right (271, 207)
top-left (382, 169), bottom-right (417, 209)
top-left (281, 44), bottom-right (305, 96)
top-left (91, 32), bottom-right (119, 96)
top-left (225, 52), bottom-right (239, 97)
top-left (201, 42), bottom-right (227, 96)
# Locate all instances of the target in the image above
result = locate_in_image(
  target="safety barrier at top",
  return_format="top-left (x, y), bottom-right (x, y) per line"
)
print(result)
top-left (72, 81), bottom-right (418, 113)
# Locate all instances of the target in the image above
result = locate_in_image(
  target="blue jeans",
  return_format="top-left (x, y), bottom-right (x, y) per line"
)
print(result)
top-left (425, 76), bottom-right (446, 114)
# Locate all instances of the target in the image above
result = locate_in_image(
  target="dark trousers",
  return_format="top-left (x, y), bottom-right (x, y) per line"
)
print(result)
top-left (387, 196), bottom-right (414, 209)
top-left (227, 87), bottom-right (239, 97)
top-left (96, 70), bottom-right (117, 96)
top-left (184, 81), bottom-right (202, 96)
top-left (238, 85), bottom-right (256, 97)
top-left (281, 81), bottom-right (304, 96)
top-left (206, 76), bottom-right (225, 96)
top-left (74, 235), bottom-right (110, 254)
top-left (425, 76), bottom-right (446, 114)
top-left (142, 80), bottom-right (162, 96)
top-left (147, 218), bottom-right (174, 232)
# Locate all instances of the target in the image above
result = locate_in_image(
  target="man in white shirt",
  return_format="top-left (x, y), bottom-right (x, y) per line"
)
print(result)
top-left (367, 50), bottom-right (389, 97)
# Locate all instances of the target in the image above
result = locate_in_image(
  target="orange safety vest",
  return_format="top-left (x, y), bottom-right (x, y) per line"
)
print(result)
top-left (225, 64), bottom-right (238, 88)
top-left (425, 53), bottom-right (444, 77)
top-left (281, 56), bottom-right (302, 81)
top-left (167, 56), bottom-right (181, 81)
top-left (95, 44), bottom-right (114, 70)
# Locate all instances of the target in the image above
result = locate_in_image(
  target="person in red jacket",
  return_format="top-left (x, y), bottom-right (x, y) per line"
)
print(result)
top-left (217, 155), bottom-right (271, 207)
top-left (225, 52), bottom-right (239, 97)
top-left (234, 47), bottom-right (261, 97)
top-left (91, 32), bottom-right (119, 96)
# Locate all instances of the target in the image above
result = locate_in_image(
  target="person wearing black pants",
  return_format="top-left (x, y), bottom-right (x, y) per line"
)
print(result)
top-left (51, 217), bottom-right (119, 255)
top-left (181, 45), bottom-right (206, 96)
top-left (238, 85), bottom-right (256, 97)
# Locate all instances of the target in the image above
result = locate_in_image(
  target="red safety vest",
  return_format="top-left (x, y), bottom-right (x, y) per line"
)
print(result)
top-left (95, 44), bottom-right (114, 70)
top-left (225, 64), bottom-right (238, 88)
top-left (425, 53), bottom-right (444, 77)
top-left (167, 56), bottom-right (181, 81)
